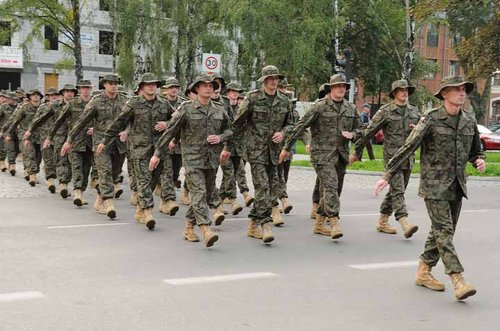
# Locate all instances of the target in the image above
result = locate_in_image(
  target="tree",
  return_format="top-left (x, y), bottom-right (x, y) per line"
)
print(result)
top-left (0, 0), bottom-right (85, 80)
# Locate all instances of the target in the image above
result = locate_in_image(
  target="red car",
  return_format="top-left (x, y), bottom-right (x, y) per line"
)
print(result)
top-left (374, 129), bottom-right (384, 144)
top-left (478, 125), bottom-right (500, 151)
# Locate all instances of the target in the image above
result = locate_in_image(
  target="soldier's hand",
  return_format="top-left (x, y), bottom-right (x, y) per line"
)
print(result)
top-left (168, 141), bottom-right (177, 152)
top-left (373, 179), bottom-right (389, 197)
top-left (207, 135), bottom-right (221, 145)
top-left (279, 150), bottom-right (290, 164)
top-left (4, 135), bottom-right (11, 142)
top-left (348, 154), bottom-right (358, 165)
top-left (155, 121), bottom-right (167, 132)
top-left (23, 139), bottom-right (31, 149)
top-left (42, 138), bottom-right (52, 149)
top-left (87, 127), bottom-right (94, 136)
top-left (341, 131), bottom-right (353, 140)
top-left (272, 132), bottom-right (284, 144)
top-left (306, 144), bottom-right (312, 153)
top-left (96, 143), bottom-right (106, 156)
top-left (22, 130), bottom-right (32, 140)
top-left (60, 142), bottom-right (72, 156)
top-left (220, 150), bottom-right (231, 166)
top-left (149, 155), bottom-right (160, 171)
top-left (474, 158), bottom-right (486, 173)
top-left (119, 131), bottom-right (128, 142)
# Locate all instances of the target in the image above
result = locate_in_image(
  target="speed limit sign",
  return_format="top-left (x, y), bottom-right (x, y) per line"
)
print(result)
top-left (201, 53), bottom-right (221, 74)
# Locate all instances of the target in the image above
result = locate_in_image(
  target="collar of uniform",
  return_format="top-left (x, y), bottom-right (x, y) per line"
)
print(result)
top-left (257, 89), bottom-right (281, 101)
top-left (138, 94), bottom-right (159, 105)
top-left (192, 98), bottom-right (211, 113)
top-left (437, 105), bottom-right (468, 129)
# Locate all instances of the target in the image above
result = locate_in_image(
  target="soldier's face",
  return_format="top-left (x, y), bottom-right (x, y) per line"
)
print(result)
top-left (211, 88), bottom-right (221, 99)
top-left (63, 91), bottom-right (75, 101)
top-left (277, 86), bottom-right (287, 93)
top-left (197, 82), bottom-right (214, 98)
top-left (163, 86), bottom-right (179, 98)
top-left (48, 94), bottom-right (59, 102)
top-left (227, 90), bottom-right (239, 101)
top-left (8, 99), bottom-right (17, 106)
top-left (394, 88), bottom-right (408, 103)
top-left (104, 82), bottom-right (118, 94)
top-left (29, 94), bottom-right (41, 103)
top-left (79, 87), bottom-right (92, 99)
top-left (442, 85), bottom-right (466, 106)
top-left (263, 76), bottom-right (279, 91)
top-left (330, 84), bottom-right (347, 101)
top-left (142, 83), bottom-right (158, 96)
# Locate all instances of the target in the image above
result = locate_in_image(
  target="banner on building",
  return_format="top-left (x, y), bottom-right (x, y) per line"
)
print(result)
top-left (0, 46), bottom-right (23, 69)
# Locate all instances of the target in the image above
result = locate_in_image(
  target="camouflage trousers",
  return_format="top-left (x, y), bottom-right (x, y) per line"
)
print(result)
top-left (420, 199), bottom-right (464, 274)
top-left (54, 144), bottom-right (72, 184)
top-left (94, 144), bottom-right (124, 200)
top-left (130, 157), bottom-right (162, 210)
top-left (185, 167), bottom-right (219, 226)
top-left (313, 159), bottom-right (347, 218)
top-left (41, 145), bottom-right (56, 179)
top-left (69, 147), bottom-right (93, 191)
top-left (171, 153), bottom-right (182, 184)
top-left (220, 155), bottom-right (250, 200)
top-left (127, 155), bottom-right (137, 192)
top-left (248, 163), bottom-right (280, 225)
top-left (3, 134), bottom-right (18, 164)
top-left (26, 142), bottom-right (42, 175)
top-left (380, 168), bottom-right (411, 220)
top-left (0, 137), bottom-right (5, 160)
top-left (312, 176), bottom-right (320, 204)
top-left (276, 161), bottom-right (289, 199)
top-left (159, 153), bottom-right (176, 201)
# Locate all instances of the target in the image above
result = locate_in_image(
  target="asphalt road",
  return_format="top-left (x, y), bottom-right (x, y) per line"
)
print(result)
top-left (1, 164), bottom-right (499, 331)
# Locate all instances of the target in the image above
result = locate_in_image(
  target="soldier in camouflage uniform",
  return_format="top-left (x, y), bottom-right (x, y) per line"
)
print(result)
top-left (351, 79), bottom-right (420, 238)
top-left (0, 92), bottom-right (19, 175)
top-left (281, 74), bottom-right (362, 240)
top-left (5, 89), bottom-right (44, 186)
top-left (98, 73), bottom-right (178, 230)
top-left (127, 84), bottom-right (141, 207)
top-left (40, 84), bottom-right (77, 198)
top-left (233, 65), bottom-right (294, 243)
top-left (46, 80), bottom-right (95, 207)
top-left (24, 87), bottom-right (59, 193)
top-left (0, 90), bottom-right (7, 172)
top-left (61, 74), bottom-right (127, 220)
top-left (150, 74), bottom-right (232, 248)
top-left (374, 76), bottom-right (485, 301)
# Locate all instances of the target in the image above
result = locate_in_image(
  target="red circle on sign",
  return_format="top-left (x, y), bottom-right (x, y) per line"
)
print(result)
top-left (205, 56), bottom-right (218, 70)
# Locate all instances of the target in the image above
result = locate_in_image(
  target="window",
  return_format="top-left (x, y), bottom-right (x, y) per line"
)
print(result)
top-left (493, 72), bottom-right (500, 86)
top-left (99, 31), bottom-right (120, 55)
top-left (451, 32), bottom-right (461, 47)
top-left (426, 23), bottom-right (439, 48)
top-left (0, 21), bottom-right (11, 46)
top-left (449, 61), bottom-right (460, 76)
top-left (44, 25), bottom-right (58, 50)
top-left (425, 59), bottom-right (438, 79)
top-left (99, 0), bottom-right (110, 11)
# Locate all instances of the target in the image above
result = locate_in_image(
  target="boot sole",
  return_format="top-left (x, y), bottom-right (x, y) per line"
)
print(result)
top-left (232, 206), bottom-right (243, 215)
top-left (10, 170), bottom-right (16, 176)
top-left (169, 206), bottom-right (179, 216)
top-left (273, 221), bottom-right (285, 227)
top-left (29, 181), bottom-right (35, 187)
top-left (214, 215), bottom-right (225, 226)
top-left (314, 230), bottom-right (331, 236)
top-left (73, 199), bottom-right (82, 207)
top-left (146, 220), bottom-right (155, 230)
top-left (262, 235), bottom-right (274, 244)
top-left (60, 189), bottom-right (68, 199)
top-left (456, 289), bottom-right (476, 301)
top-left (245, 198), bottom-right (255, 207)
top-left (48, 185), bottom-right (56, 194)
top-left (114, 189), bottom-right (123, 199)
top-left (248, 234), bottom-right (263, 240)
top-left (205, 234), bottom-right (219, 247)
top-left (404, 226), bottom-right (419, 238)
top-left (415, 281), bottom-right (445, 291)
top-left (107, 210), bottom-right (116, 219)
top-left (377, 228), bottom-right (397, 235)
top-left (331, 233), bottom-right (343, 240)
top-left (1, 168), bottom-right (6, 172)
top-left (283, 206), bottom-right (293, 214)
top-left (184, 236), bottom-right (200, 242)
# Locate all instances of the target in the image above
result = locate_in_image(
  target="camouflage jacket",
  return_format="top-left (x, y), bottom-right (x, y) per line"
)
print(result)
top-left (154, 99), bottom-right (232, 170)
top-left (233, 89), bottom-right (294, 165)
top-left (50, 97), bottom-right (92, 152)
top-left (383, 106), bottom-right (484, 200)
top-left (28, 102), bottom-right (54, 144)
top-left (283, 96), bottom-right (362, 165)
top-left (354, 102), bottom-right (420, 169)
top-left (67, 93), bottom-right (128, 153)
top-left (0, 103), bottom-right (18, 134)
top-left (41, 100), bottom-right (72, 146)
top-left (163, 96), bottom-right (186, 154)
top-left (6, 102), bottom-right (40, 142)
top-left (102, 95), bottom-right (172, 160)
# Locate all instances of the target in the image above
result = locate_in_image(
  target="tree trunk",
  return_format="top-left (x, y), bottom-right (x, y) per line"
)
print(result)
top-left (469, 79), bottom-right (492, 125)
top-left (72, 0), bottom-right (83, 80)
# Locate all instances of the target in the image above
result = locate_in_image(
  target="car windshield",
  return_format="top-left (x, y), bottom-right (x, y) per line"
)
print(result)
top-left (478, 125), bottom-right (492, 134)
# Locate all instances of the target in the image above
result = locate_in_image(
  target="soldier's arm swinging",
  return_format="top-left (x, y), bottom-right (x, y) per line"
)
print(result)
top-left (153, 108), bottom-right (186, 158)
top-left (353, 108), bottom-right (387, 158)
top-left (29, 104), bottom-right (55, 135)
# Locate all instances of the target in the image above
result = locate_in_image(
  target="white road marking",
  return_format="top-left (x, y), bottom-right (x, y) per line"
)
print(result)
top-left (349, 260), bottom-right (418, 271)
top-left (0, 291), bottom-right (45, 302)
top-left (47, 223), bottom-right (130, 229)
top-left (164, 272), bottom-right (278, 285)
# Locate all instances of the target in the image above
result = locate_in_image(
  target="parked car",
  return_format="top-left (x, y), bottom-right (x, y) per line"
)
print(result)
top-left (478, 125), bottom-right (500, 151)
top-left (373, 129), bottom-right (384, 144)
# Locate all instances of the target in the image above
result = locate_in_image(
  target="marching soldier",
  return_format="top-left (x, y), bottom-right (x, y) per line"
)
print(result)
top-left (233, 65), bottom-right (294, 243)
top-left (351, 79), bottom-right (420, 238)
top-left (374, 75), bottom-right (485, 301)
top-left (280, 74), bottom-right (362, 240)
top-left (61, 74), bottom-right (128, 219)
top-left (0, 91), bottom-right (19, 174)
top-left (149, 74), bottom-right (232, 247)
